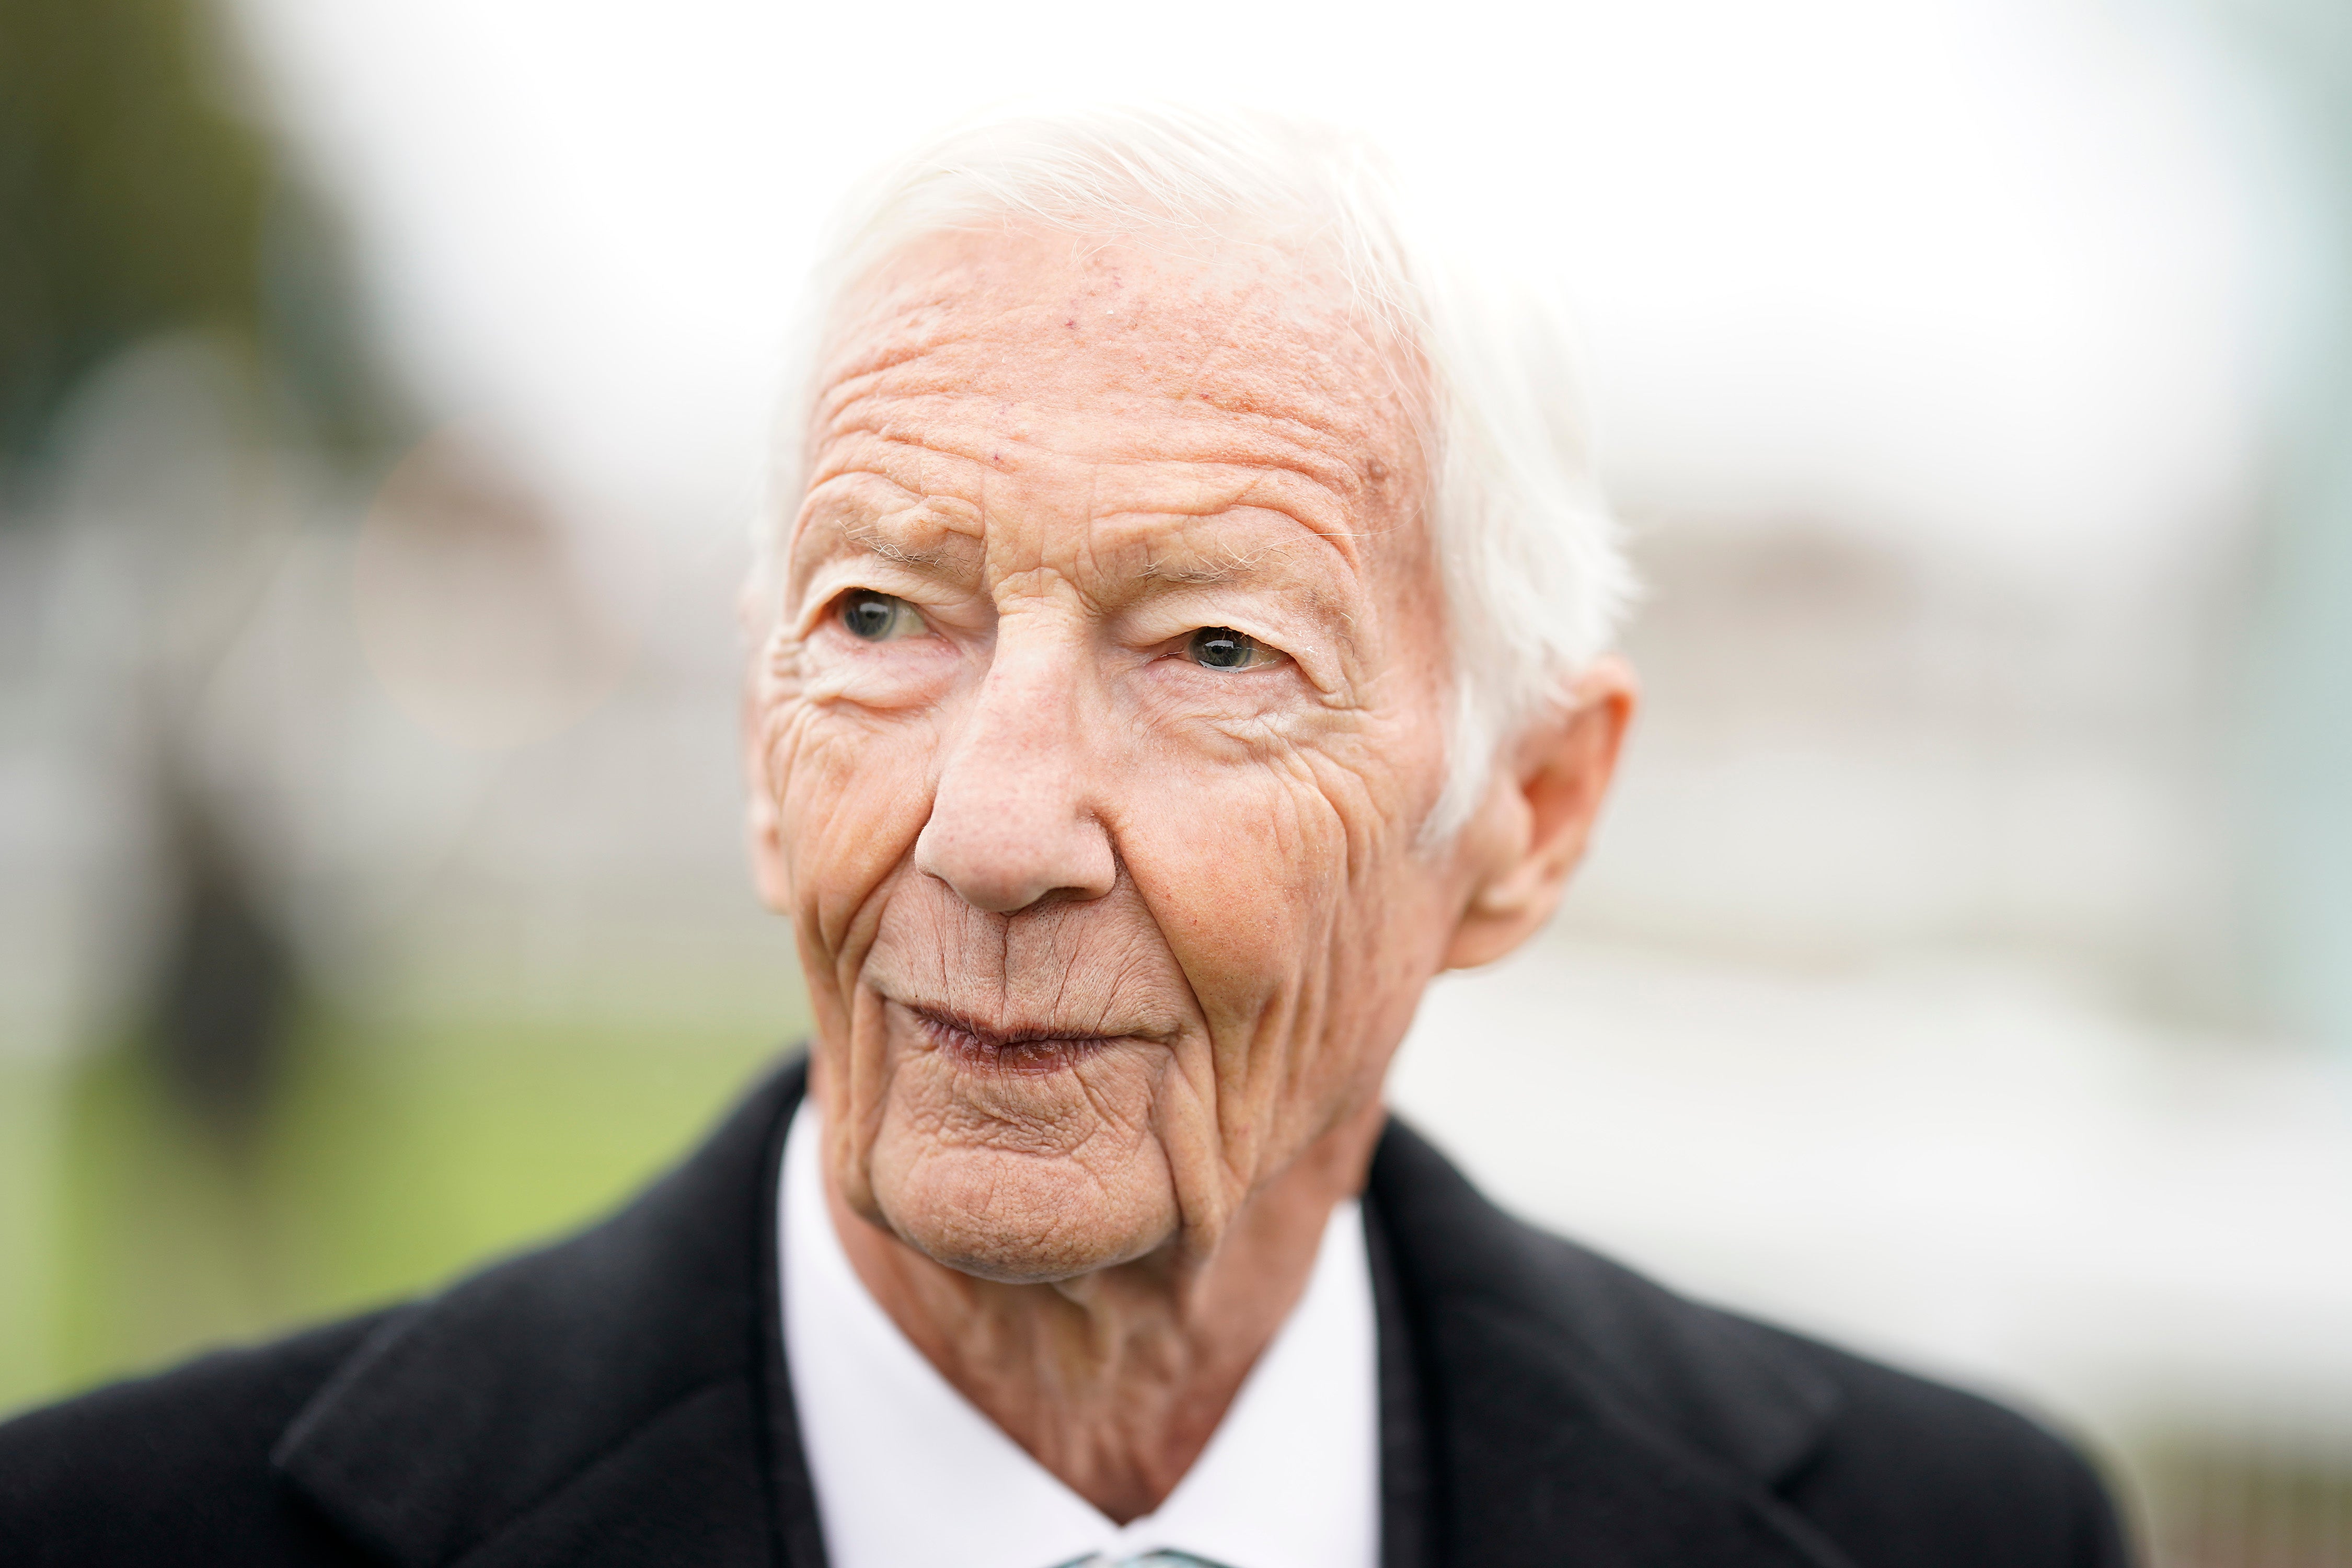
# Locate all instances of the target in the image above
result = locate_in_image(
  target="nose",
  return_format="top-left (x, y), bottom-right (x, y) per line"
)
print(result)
top-left (914, 640), bottom-right (1115, 914)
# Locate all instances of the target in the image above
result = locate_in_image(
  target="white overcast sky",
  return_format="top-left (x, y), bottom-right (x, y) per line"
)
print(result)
top-left (225, 0), bottom-right (2295, 580)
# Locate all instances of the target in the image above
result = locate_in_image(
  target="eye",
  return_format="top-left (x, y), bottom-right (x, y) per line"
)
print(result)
top-left (840, 590), bottom-right (926, 641)
top-left (1186, 626), bottom-right (1283, 670)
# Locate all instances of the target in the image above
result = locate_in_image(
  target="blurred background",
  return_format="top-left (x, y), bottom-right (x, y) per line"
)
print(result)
top-left (2, 0), bottom-right (2347, 1561)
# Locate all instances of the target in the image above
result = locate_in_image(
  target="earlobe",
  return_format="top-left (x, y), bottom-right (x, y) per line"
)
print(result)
top-left (1442, 655), bottom-right (1637, 970)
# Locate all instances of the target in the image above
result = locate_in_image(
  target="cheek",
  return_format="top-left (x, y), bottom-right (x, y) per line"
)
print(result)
top-left (1114, 718), bottom-right (1437, 1033)
top-left (1117, 702), bottom-right (1459, 1140)
top-left (1127, 775), bottom-right (1340, 1021)
top-left (767, 695), bottom-right (941, 959)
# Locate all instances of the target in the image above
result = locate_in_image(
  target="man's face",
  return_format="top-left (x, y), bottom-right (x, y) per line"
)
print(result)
top-left (747, 227), bottom-right (1483, 1282)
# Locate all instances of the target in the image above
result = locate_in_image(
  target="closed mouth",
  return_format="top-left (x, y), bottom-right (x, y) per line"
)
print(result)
top-left (904, 1004), bottom-right (1126, 1074)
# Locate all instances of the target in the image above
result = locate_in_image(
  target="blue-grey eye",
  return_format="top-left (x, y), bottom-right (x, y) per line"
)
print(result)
top-left (1188, 627), bottom-right (1260, 669)
top-left (842, 590), bottom-right (921, 641)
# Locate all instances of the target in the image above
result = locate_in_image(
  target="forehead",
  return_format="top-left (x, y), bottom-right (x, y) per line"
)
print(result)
top-left (801, 227), bottom-right (1423, 546)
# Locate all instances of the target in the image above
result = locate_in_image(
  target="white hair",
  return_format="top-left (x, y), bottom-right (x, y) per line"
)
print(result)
top-left (759, 102), bottom-right (1632, 841)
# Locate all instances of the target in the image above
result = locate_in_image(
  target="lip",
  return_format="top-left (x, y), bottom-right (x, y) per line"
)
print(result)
top-left (899, 1001), bottom-right (1134, 1075)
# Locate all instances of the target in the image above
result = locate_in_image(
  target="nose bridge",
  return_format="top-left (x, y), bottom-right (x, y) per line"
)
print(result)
top-left (916, 604), bottom-right (1113, 914)
top-left (950, 597), bottom-right (1099, 794)
top-left (966, 612), bottom-right (1082, 760)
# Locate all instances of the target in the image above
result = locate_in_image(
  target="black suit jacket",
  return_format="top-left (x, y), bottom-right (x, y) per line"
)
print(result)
top-left (1, 1056), bottom-right (2128, 1566)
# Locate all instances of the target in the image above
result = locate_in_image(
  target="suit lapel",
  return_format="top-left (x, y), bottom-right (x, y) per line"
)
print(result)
top-left (273, 1057), bottom-right (822, 1568)
top-left (1368, 1120), bottom-right (1859, 1568)
top-left (274, 1058), bottom-right (1853, 1568)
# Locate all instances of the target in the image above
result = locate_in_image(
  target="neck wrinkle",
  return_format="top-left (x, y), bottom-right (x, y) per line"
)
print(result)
top-left (818, 1091), bottom-right (1383, 1523)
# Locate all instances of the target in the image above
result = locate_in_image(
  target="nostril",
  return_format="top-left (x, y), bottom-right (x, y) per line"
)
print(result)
top-left (913, 818), bottom-right (1041, 914)
top-left (913, 809), bottom-right (1115, 916)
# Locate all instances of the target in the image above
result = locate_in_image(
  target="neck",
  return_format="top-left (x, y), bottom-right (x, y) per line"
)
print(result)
top-left (822, 1100), bottom-right (1385, 1524)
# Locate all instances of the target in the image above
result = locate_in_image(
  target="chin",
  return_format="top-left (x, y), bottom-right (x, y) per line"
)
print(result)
top-left (868, 1138), bottom-right (1179, 1285)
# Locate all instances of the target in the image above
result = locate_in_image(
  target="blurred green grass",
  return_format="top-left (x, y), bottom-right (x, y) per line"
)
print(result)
top-left (0, 1004), bottom-right (802, 1419)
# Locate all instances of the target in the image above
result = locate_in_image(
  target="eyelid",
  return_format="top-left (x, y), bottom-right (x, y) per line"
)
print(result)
top-left (793, 562), bottom-right (939, 637)
top-left (1125, 601), bottom-right (1337, 691)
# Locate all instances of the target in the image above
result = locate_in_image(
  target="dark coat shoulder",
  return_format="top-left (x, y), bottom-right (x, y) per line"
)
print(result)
top-left (1367, 1116), bottom-right (2129, 1568)
top-left (1768, 1326), bottom-right (2127, 1568)
top-left (0, 1311), bottom-right (401, 1566)
top-left (0, 1061), bottom-right (806, 1568)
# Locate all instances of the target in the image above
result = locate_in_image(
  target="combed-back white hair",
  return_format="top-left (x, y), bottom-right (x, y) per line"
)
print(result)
top-left (761, 102), bottom-right (1632, 841)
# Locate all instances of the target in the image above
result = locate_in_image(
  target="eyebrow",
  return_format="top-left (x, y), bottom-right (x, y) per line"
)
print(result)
top-left (1137, 552), bottom-right (1255, 587)
top-left (797, 480), bottom-right (987, 587)
top-left (1122, 529), bottom-right (1361, 636)
top-left (840, 516), bottom-right (958, 571)
top-left (829, 523), bottom-right (1308, 602)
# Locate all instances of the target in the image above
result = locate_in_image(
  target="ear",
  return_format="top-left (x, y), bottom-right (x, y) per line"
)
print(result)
top-left (1443, 654), bottom-right (1637, 970)
top-left (743, 672), bottom-right (793, 914)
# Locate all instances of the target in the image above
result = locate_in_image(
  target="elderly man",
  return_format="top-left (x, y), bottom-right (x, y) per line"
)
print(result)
top-left (3, 107), bottom-right (2125, 1567)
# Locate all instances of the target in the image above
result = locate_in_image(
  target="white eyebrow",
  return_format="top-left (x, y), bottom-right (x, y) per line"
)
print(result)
top-left (841, 525), bottom-right (925, 565)
top-left (830, 505), bottom-right (978, 578)
top-left (1138, 555), bottom-right (1251, 587)
top-left (1134, 526), bottom-right (1289, 587)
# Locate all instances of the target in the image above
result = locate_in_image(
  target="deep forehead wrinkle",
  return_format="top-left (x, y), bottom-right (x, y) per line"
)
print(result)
top-left (789, 226), bottom-right (1436, 622)
top-left (813, 382), bottom-right (1376, 528)
top-left (814, 424), bottom-right (1373, 577)
top-left (822, 358), bottom-right (1380, 490)
top-left (810, 234), bottom-right (1419, 495)
top-left (816, 228), bottom-right (1405, 428)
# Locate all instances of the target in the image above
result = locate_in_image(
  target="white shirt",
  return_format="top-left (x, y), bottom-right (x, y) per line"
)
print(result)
top-left (779, 1101), bottom-right (1380, 1568)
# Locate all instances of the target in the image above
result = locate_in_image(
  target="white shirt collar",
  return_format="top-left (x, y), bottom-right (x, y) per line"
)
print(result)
top-left (780, 1099), bottom-right (1380, 1568)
